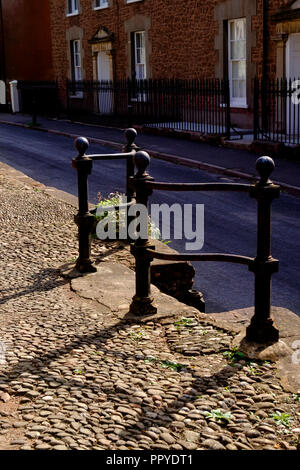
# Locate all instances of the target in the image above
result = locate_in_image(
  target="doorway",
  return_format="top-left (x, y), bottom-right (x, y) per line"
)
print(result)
top-left (97, 50), bottom-right (113, 114)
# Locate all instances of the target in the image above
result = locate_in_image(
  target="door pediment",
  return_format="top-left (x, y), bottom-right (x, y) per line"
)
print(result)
top-left (273, 1), bottom-right (300, 22)
top-left (88, 27), bottom-right (114, 44)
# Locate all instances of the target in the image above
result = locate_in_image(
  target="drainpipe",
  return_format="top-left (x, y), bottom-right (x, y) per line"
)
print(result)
top-left (262, 0), bottom-right (268, 129)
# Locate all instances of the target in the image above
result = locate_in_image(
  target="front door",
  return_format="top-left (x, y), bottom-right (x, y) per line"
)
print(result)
top-left (97, 50), bottom-right (113, 114)
top-left (286, 33), bottom-right (300, 137)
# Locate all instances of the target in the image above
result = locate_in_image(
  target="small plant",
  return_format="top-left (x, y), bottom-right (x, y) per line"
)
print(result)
top-left (223, 347), bottom-right (246, 362)
top-left (204, 409), bottom-right (233, 423)
top-left (247, 365), bottom-right (263, 375)
top-left (292, 392), bottom-right (300, 402)
top-left (160, 360), bottom-right (185, 372)
top-left (271, 411), bottom-right (293, 427)
top-left (144, 356), bottom-right (157, 363)
top-left (73, 368), bottom-right (85, 375)
top-left (92, 192), bottom-right (167, 243)
top-left (129, 330), bottom-right (147, 342)
top-left (174, 317), bottom-right (194, 329)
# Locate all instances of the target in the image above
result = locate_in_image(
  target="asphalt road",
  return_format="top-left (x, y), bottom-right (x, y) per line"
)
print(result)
top-left (0, 123), bottom-right (299, 316)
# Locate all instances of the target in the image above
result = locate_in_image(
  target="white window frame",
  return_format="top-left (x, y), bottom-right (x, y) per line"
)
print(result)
top-left (134, 31), bottom-right (146, 80)
top-left (70, 39), bottom-right (83, 98)
top-left (228, 18), bottom-right (247, 108)
top-left (94, 0), bottom-right (109, 9)
top-left (67, 0), bottom-right (79, 16)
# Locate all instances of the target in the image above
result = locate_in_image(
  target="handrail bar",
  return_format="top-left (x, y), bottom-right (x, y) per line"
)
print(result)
top-left (145, 249), bottom-right (254, 266)
top-left (87, 151), bottom-right (136, 161)
top-left (144, 181), bottom-right (252, 192)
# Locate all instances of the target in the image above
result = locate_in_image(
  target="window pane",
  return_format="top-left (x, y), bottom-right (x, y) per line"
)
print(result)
top-left (232, 61), bottom-right (246, 79)
top-left (232, 80), bottom-right (246, 98)
top-left (230, 40), bottom-right (246, 60)
top-left (136, 64), bottom-right (145, 80)
top-left (134, 31), bottom-right (146, 79)
top-left (136, 49), bottom-right (141, 64)
top-left (75, 68), bottom-right (81, 81)
top-left (235, 19), bottom-right (245, 40)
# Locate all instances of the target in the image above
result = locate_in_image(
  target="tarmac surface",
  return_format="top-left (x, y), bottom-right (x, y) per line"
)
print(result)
top-left (0, 113), bottom-right (299, 195)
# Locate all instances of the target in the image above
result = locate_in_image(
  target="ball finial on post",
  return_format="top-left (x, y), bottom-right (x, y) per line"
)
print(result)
top-left (125, 128), bottom-right (138, 147)
top-left (75, 137), bottom-right (89, 157)
top-left (134, 151), bottom-right (151, 177)
top-left (256, 156), bottom-right (275, 185)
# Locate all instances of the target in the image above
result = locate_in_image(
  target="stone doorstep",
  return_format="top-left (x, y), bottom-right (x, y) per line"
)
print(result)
top-left (69, 260), bottom-right (300, 393)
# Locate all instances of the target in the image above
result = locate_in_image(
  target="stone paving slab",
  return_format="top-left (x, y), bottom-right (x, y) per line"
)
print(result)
top-left (0, 161), bottom-right (299, 451)
top-left (70, 262), bottom-right (199, 322)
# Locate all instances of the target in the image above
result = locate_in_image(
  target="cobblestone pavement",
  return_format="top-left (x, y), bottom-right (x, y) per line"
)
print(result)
top-left (0, 164), bottom-right (299, 451)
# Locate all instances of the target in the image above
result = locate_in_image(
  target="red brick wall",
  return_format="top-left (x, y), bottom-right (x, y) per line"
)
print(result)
top-left (2, 0), bottom-right (54, 81)
top-left (49, 0), bottom-right (293, 96)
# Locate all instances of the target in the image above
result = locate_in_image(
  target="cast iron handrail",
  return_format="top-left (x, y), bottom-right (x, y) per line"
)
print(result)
top-left (129, 150), bottom-right (280, 345)
top-left (145, 251), bottom-right (254, 266)
top-left (72, 128), bottom-right (139, 273)
top-left (144, 182), bottom-right (251, 192)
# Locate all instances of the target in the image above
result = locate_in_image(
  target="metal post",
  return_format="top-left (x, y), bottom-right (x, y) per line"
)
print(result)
top-left (123, 128), bottom-right (139, 199)
top-left (225, 78), bottom-right (231, 139)
top-left (123, 128), bottom-right (139, 242)
top-left (246, 156), bottom-right (280, 343)
top-left (129, 151), bottom-right (157, 316)
top-left (253, 77), bottom-right (259, 141)
top-left (66, 79), bottom-right (71, 121)
top-left (72, 137), bottom-right (96, 273)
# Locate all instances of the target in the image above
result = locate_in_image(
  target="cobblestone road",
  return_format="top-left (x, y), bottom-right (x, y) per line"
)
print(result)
top-left (0, 164), bottom-right (299, 451)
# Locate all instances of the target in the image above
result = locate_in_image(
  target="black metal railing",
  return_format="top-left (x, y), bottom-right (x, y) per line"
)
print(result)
top-left (73, 129), bottom-right (281, 344)
top-left (128, 151), bottom-right (280, 345)
top-left (72, 128), bottom-right (138, 273)
top-left (254, 77), bottom-right (300, 145)
top-left (66, 78), bottom-right (231, 137)
top-left (17, 80), bottom-right (60, 122)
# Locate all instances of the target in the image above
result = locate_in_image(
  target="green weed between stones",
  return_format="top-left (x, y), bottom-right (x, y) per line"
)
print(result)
top-left (204, 409), bottom-right (233, 423)
top-left (271, 411), bottom-right (293, 428)
top-left (173, 317), bottom-right (195, 330)
top-left (144, 356), bottom-right (185, 372)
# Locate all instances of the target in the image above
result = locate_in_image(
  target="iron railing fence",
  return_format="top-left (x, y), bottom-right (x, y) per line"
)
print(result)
top-left (17, 80), bottom-right (60, 118)
top-left (72, 129), bottom-right (281, 345)
top-left (254, 77), bottom-right (300, 145)
top-left (66, 78), bottom-right (231, 137)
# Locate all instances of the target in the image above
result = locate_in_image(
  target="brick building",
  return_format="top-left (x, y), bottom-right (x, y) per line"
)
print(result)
top-left (49, 0), bottom-right (300, 123)
top-left (0, 0), bottom-right (54, 83)
top-left (0, 0), bottom-right (54, 110)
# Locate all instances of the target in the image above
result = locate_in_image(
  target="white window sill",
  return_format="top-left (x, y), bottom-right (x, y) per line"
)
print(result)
top-left (230, 103), bottom-right (249, 109)
top-left (94, 5), bottom-right (109, 10)
top-left (220, 103), bottom-right (249, 109)
top-left (66, 11), bottom-right (79, 17)
top-left (70, 93), bottom-right (83, 99)
top-left (126, 0), bottom-right (143, 4)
